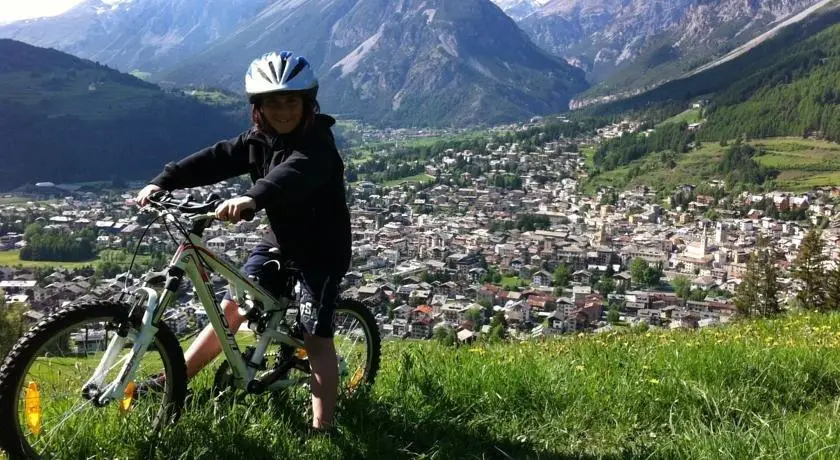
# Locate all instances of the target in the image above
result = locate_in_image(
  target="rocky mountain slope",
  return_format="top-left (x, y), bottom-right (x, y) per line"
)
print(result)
top-left (508, 0), bottom-right (823, 99)
top-left (163, 0), bottom-right (588, 127)
top-left (0, 0), bottom-right (267, 74)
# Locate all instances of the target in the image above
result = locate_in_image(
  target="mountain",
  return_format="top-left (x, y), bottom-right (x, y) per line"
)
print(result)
top-left (512, 0), bottom-right (825, 98)
top-left (588, 1), bottom-right (840, 132)
top-left (584, 4), bottom-right (840, 192)
top-left (489, 0), bottom-right (550, 20)
top-left (0, 39), bottom-right (244, 191)
top-left (0, 0), bottom-right (267, 75)
top-left (161, 0), bottom-right (588, 127)
top-left (696, 12), bottom-right (840, 143)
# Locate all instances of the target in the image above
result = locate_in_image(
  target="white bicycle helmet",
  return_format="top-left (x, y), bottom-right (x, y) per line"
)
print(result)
top-left (245, 51), bottom-right (318, 103)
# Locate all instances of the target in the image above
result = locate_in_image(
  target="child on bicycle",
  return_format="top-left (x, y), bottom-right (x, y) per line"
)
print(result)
top-left (135, 50), bottom-right (351, 433)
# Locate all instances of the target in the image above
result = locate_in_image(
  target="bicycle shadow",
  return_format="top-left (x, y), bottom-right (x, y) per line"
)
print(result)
top-left (138, 388), bottom-right (312, 459)
top-left (142, 383), bottom-right (647, 459)
top-left (331, 387), bottom-right (641, 460)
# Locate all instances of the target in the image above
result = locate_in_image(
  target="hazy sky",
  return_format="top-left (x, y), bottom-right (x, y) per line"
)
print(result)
top-left (0, 0), bottom-right (84, 24)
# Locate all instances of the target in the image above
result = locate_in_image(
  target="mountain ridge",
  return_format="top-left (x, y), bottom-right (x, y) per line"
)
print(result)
top-left (506, 0), bottom-right (823, 100)
top-left (163, 0), bottom-right (588, 127)
top-left (585, 2), bottom-right (840, 122)
top-left (0, 0), bottom-right (269, 74)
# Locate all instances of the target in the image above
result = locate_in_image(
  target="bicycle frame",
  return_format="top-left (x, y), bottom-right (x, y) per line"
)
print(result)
top-left (86, 218), bottom-right (306, 405)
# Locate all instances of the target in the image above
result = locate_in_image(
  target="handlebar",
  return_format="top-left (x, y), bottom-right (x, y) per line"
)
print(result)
top-left (240, 208), bottom-right (256, 221)
top-left (145, 191), bottom-right (256, 222)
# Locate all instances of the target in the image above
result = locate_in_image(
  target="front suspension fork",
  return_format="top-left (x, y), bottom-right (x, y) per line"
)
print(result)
top-left (83, 287), bottom-right (172, 405)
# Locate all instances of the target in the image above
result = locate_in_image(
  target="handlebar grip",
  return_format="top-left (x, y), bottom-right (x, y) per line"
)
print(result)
top-left (149, 189), bottom-right (168, 201)
top-left (240, 208), bottom-right (256, 222)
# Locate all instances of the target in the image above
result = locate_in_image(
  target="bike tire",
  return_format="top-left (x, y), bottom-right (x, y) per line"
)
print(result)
top-left (212, 298), bottom-right (382, 397)
top-left (0, 301), bottom-right (188, 459)
top-left (334, 298), bottom-right (381, 388)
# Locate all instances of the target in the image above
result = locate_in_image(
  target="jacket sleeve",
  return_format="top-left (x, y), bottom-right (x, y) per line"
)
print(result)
top-left (149, 134), bottom-right (251, 190)
top-left (243, 147), bottom-right (334, 211)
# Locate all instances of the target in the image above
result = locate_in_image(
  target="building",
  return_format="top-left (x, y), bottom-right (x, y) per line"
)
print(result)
top-left (677, 227), bottom-right (714, 273)
top-left (715, 222), bottom-right (728, 245)
top-left (531, 270), bottom-right (552, 287)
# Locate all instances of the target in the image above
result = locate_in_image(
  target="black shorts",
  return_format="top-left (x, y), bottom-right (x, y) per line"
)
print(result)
top-left (225, 243), bottom-right (339, 338)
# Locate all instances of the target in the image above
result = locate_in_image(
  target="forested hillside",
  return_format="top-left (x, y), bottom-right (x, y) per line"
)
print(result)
top-left (588, 6), bottom-right (840, 143)
top-left (0, 39), bottom-right (244, 191)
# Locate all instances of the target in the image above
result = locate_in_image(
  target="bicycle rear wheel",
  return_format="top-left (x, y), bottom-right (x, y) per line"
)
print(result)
top-left (210, 298), bottom-right (381, 401)
top-left (0, 301), bottom-right (187, 459)
top-left (332, 298), bottom-right (381, 395)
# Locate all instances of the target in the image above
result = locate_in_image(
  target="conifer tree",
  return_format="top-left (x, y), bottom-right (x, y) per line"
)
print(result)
top-left (734, 251), bottom-right (760, 317)
top-left (758, 249), bottom-right (782, 316)
top-left (826, 263), bottom-right (840, 311)
top-left (735, 249), bottom-right (782, 317)
top-left (793, 229), bottom-right (827, 311)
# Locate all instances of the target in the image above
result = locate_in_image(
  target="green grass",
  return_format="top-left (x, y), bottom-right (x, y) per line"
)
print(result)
top-left (753, 138), bottom-right (840, 191)
top-left (0, 249), bottom-right (151, 269)
top-left (586, 137), bottom-right (840, 193)
top-left (382, 173), bottom-right (435, 187)
top-left (500, 275), bottom-right (528, 290)
top-left (0, 196), bottom-right (35, 205)
top-left (657, 108), bottom-right (702, 127)
top-left (395, 130), bottom-right (487, 149)
top-left (581, 146), bottom-right (596, 169)
top-left (13, 311), bottom-right (840, 458)
top-left (0, 250), bottom-right (98, 269)
top-left (129, 70), bottom-right (152, 81)
top-left (185, 89), bottom-right (242, 108)
top-left (344, 147), bottom-right (376, 166)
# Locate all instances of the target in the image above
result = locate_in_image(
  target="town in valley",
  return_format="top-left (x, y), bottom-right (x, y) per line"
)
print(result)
top-left (0, 115), bottom-right (833, 348)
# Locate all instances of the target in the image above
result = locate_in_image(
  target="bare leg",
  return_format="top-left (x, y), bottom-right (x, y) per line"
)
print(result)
top-left (304, 333), bottom-right (338, 429)
top-left (183, 299), bottom-right (245, 379)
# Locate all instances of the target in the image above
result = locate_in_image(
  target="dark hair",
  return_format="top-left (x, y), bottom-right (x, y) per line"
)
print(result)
top-left (250, 93), bottom-right (320, 136)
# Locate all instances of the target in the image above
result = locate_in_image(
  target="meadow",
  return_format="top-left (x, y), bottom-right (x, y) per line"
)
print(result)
top-left (5, 311), bottom-right (840, 458)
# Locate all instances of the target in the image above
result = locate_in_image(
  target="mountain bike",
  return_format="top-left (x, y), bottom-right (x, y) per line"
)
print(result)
top-left (0, 192), bottom-right (381, 459)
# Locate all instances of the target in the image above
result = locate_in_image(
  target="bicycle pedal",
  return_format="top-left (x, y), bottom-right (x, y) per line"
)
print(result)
top-left (292, 357), bottom-right (310, 373)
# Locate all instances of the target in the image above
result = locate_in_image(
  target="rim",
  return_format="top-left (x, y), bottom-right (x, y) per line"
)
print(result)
top-left (9, 314), bottom-right (176, 458)
top-left (332, 307), bottom-right (374, 394)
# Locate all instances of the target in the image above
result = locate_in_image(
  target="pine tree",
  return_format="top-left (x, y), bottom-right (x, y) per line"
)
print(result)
top-left (734, 251), bottom-right (760, 317)
top-left (758, 249), bottom-right (782, 316)
top-left (793, 229), bottom-right (828, 311)
top-left (826, 262), bottom-right (840, 311)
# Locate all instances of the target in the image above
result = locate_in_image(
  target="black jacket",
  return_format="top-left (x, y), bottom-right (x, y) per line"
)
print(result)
top-left (150, 114), bottom-right (352, 276)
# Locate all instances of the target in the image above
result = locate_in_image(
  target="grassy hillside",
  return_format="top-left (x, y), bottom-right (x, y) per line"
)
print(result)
top-left (656, 108), bottom-right (702, 127)
top-left (11, 312), bottom-right (840, 458)
top-left (586, 137), bottom-right (840, 193)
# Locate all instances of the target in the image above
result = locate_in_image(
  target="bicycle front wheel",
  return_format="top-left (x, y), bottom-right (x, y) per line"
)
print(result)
top-left (0, 301), bottom-right (187, 459)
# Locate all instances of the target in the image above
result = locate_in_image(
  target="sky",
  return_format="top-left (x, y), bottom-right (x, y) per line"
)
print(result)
top-left (0, 0), bottom-right (85, 24)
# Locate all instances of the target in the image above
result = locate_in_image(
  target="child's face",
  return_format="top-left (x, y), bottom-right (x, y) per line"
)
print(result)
top-left (261, 94), bottom-right (304, 134)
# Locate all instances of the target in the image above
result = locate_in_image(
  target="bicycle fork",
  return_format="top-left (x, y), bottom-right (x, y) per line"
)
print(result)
top-left (82, 286), bottom-right (170, 406)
